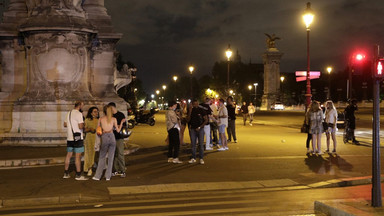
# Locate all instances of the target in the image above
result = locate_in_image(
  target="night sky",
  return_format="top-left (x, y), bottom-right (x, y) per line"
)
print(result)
top-left (104, 0), bottom-right (384, 94)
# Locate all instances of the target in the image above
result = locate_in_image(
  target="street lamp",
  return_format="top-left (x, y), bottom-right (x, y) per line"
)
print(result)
top-left (303, 2), bottom-right (314, 109)
top-left (253, 83), bottom-right (258, 105)
top-left (327, 66), bottom-right (332, 99)
top-left (280, 76), bottom-right (285, 102)
top-left (162, 85), bottom-right (166, 91)
top-left (173, 76), bottom-right (178, 82)
top-left (229, 90), bottom-right (234, 95)
top-left (248, 85), bottom-right (252, 90)
top-left (225, 44), bottom-right (233, 92)
top-left (189, 65), bottom-right (194, 99)
top-left (156, 90), bottom-right (160, 95)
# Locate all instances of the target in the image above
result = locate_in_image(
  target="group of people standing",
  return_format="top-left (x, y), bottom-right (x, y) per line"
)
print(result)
top-left (165, 96), bottom-right (242, 165)
top-left (63, 101), bottom-right (128, 181)
top-left (240, 102), bottom-right (256, 126)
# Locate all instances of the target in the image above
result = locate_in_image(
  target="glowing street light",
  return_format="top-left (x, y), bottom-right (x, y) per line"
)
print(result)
top-left (327, 66), bottom-right (333, 99)
top-left (253, 83), bottom-right (258, 104)
top-left (248, 85), bottom-right (252, 90)
top-left (302, 2), bottom-right (315, 108)
top-left (280, 76), bottom-right (285, 82)
top-left (162, 85), bottom-right (167, 91)
top-left (173, 76), bottom-right (178, 82)
top-left (156, 90), bottom-right (160, 95)
top-left (151, 94), bottom-right (154, 99)
top-left (225, 44), bottom-right (233, 91)
top-left (229, 90), bottom-right (234, 95)
top-left (189, 65), bottom-right (194, 98)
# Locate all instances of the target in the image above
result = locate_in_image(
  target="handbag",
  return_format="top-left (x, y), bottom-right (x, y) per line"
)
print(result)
top-left (119, 124), bottom-right (132, 139)
top-left (69, 111), bottom-right (82, 142)
top-left (301, 123), bottom-right (309, 133)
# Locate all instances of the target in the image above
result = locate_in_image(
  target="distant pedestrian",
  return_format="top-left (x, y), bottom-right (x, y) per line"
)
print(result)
top-left (92, 105), bottom-right (125, 181)
top-left (240, 102), bottom-right (248, 126)
top-left (83, 106), bottom-right (99, 176)
top-left (217, 99), bottom-right (228, 151)
top-left (199, 98), bottom-right (213, 150)
top-left (304, 106), bottom-right (312, 154)
top-left (187, 99), bottom-right (208, 164)
top-left (108, 102), bottom-right (127, 178)
top-left (344, 99), bottom-right (359, 144)
top-left (248, 102), bottom-right (256, 126)
top-left (63, 101), bottom-right (88, 180)
top-left (166, 101), bottom-right (182, 164)
top-left (179, 101), bottom-right (188, 145)
top-left (226, 96), bottom-right (237, 143)
top-left (307, 101), bottom-right (324, 154)
top-left (325, 100), bottom-right (337, 153)
top-left (210, 99), bottom-right (220, 146)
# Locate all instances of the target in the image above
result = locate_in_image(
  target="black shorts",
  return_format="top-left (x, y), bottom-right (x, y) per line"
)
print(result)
top-left (67, 140), bottom-right (84, 148)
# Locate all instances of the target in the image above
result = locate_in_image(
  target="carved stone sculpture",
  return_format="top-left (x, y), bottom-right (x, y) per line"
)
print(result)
top-left (264, 33), bottom-right (281, 50)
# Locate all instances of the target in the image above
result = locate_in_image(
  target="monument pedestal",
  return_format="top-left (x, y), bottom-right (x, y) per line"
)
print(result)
top-left (261, 49), bottom-right (283, 110)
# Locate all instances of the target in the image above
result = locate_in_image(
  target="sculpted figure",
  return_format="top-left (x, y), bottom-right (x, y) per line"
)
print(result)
top-left (264, 33), bottom-right (281, 49)
top-left (26, 0), bottom-right (41, 16)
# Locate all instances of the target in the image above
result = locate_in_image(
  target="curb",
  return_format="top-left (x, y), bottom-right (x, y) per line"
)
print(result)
top-left (0, 144), bottom-right (140, 170)
top-left (308, 175), bottom-right (384, 189)
top-left (0, 194), bottom-right (109, 208)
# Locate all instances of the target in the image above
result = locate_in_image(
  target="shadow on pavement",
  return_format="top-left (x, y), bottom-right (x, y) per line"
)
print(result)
top-left (305, 153), bottom-right (353, 175)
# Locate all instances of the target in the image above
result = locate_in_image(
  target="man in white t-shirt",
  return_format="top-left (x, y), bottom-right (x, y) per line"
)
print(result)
top-left (63, 101), bottom-right (88, 180)
top-left (216, 99), bottom-right (228, 151)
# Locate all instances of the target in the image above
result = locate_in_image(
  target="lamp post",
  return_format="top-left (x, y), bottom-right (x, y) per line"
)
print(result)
top-left (303, 2), bottom-right (314, 109)
top-left (327, 66), bottom-right (332, 99)
top-left (253, 83), bottom-right (258, 105)
top-left (189, 66), bottom-right (194, 99)
top-left (173, 76), bottom-right (178, 82)
top-left (225, 44), bottom-right (233, 93)
top-left (280, 76), bottom-right (285, 102)
top-left (156, 90), bottom-right (160, 108)
top-left (162, 85), bottom-right (166, 109)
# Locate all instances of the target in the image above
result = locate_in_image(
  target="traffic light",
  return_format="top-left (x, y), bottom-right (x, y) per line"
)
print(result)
top-left (373, 58), bottom-right (384, 78)
top-left (351, 53), bottom-right (366, 75)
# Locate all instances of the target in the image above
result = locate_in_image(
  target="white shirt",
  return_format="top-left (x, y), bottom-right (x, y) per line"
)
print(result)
top-left (325, 108), bottom-right (337, 125)
top-left (65, 109), bottom-right (84, 141)
top-left (218, 105), bottom-right (228, 127)
top-left (248, 105), bottom-right (255, 114)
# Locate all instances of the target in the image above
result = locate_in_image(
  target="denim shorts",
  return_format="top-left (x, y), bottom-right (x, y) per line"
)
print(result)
top-left (218, 124), bottom-right (226, 133)
top-left (67, 140), bottom-right (84, 153)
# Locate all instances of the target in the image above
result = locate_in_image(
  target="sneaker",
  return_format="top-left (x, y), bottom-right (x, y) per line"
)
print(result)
top-left (224, 146), bottom-right (229, 150)
top-left (325, 149), bottom-right (330, 153)
top-left (63, 173), bottom-right (70, 179)
top-left (120, 172), bottom-right (126, 178)
top-left (75, 176), bottom-right (89, 181)
top-left (249, 123), bottom-right (253, 126)
top-left (92, 177), bottom-right (100, 181)
top-left (234, 140), bottom-right (237, 143)
top-left (306, 148), bottom-right (311, 153)
top-left (206, 147), bottom-right (213, 150)
top-left (188, 158), bottom-right (196, 163)
top-left (227, 139), bottom-right (231, 142)
top-left (217, 147), bottom-right (226, 151)
top-left (167, 158), bottom-right (173, 163)
top-left (317, 151), bottom-right (324, 155)
top-left (173, 158), bottom-right (183, 164)
top-left (111, 172), bottom-right (118, 177)
top-left (332, 149), bottom-right (337, 153)
top-left (106, 178), bottom-right (111, 181)
top-left (200, 159), bottom-right (205, 165)
top-left (87, 169), bottom-right (93, 176)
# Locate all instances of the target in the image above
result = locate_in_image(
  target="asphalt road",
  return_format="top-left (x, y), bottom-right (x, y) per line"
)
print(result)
top-left (0, 110), bottom-right (383, 215)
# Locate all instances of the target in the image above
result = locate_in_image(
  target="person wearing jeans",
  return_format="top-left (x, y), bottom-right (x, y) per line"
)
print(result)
top-left (166, 101), bottom-right (182, 163)
top-left (199, 98), bottom-right (213, 150)
top-left (187, 99), bottom-right (208, 165)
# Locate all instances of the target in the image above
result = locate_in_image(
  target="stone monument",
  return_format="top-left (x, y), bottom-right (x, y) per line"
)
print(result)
top-left (261, 33), bottom-right (283, 110)
top-left (0, 0), bottom-right (126, 146)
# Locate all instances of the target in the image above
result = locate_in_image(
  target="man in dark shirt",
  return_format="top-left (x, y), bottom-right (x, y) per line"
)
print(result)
top-left (226, 96), bottom-right (237, 143)
top-left (187, 99), bottom-right (208, 164)
top-left (199, 98), bottom-right (213, 150)
top-left (108, 102), bottom-right (127, 177)
top-left (344, 99), bottom-right (359, 144)
top-left (240, 102), bottom-right (248, 126)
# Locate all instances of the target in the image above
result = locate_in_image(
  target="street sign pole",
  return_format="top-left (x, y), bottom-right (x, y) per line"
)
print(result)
top-left (372, 44), bottom-right (382, 207)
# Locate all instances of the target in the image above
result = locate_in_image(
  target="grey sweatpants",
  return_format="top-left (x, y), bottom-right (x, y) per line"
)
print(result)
top-left (94, 133), bottom-right (116, 180)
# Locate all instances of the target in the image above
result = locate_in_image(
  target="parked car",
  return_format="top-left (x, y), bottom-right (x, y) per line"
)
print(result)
top-left (271, 102), bottom-right (284, 110)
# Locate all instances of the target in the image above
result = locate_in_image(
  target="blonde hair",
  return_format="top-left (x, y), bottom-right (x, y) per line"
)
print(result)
top-left (103, 105), bottom-right (113, 123)
top-left (326, 100), bottom-right (335, 110)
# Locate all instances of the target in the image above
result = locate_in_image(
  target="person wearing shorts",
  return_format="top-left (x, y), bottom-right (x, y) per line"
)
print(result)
top-left (217, 99), bottom-right (228, 151)
top-left (325, 100), bottom-right (338, 153)
top-left (63, 101), bottom-right (88, 180)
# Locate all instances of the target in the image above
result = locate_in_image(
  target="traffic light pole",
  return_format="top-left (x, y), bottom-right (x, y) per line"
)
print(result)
top-left (372, 44), bottom-right (382, 207)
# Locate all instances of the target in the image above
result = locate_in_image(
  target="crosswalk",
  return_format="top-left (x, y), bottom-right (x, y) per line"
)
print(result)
top-left (0, 187), bottom-right (322, 216)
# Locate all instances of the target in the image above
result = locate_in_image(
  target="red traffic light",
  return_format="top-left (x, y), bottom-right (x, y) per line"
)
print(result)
top-left (374, 59), bottom-right (384, 78)
top-left (354, 53), bottom-right (366, 61)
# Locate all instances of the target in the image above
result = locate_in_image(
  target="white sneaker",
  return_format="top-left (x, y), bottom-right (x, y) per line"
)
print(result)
top-left (217, 147), bottom-right (226, 151)
top-left (188, 158), bottom-right (196, 163)
top-left (173, 158), bottom-right (183, 164)
top-left (63, 173), bottom-right (70, 179)
top-left (92, 177), bottom-right (100, 181)
top-left (75, 176), bottom-right (89, 181)
top-left (317, 151), bottom-right (324, 155)
top-left (224, 146), bottom-right (229, 150)
top-left (200, 159), bottom-right (205, 165)
top-left (167, 158), bottom-right (173, 163)
top-left (87, 170), bottom-right (93, 176)
top-left (206, 147), bottom-right (213, 150)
